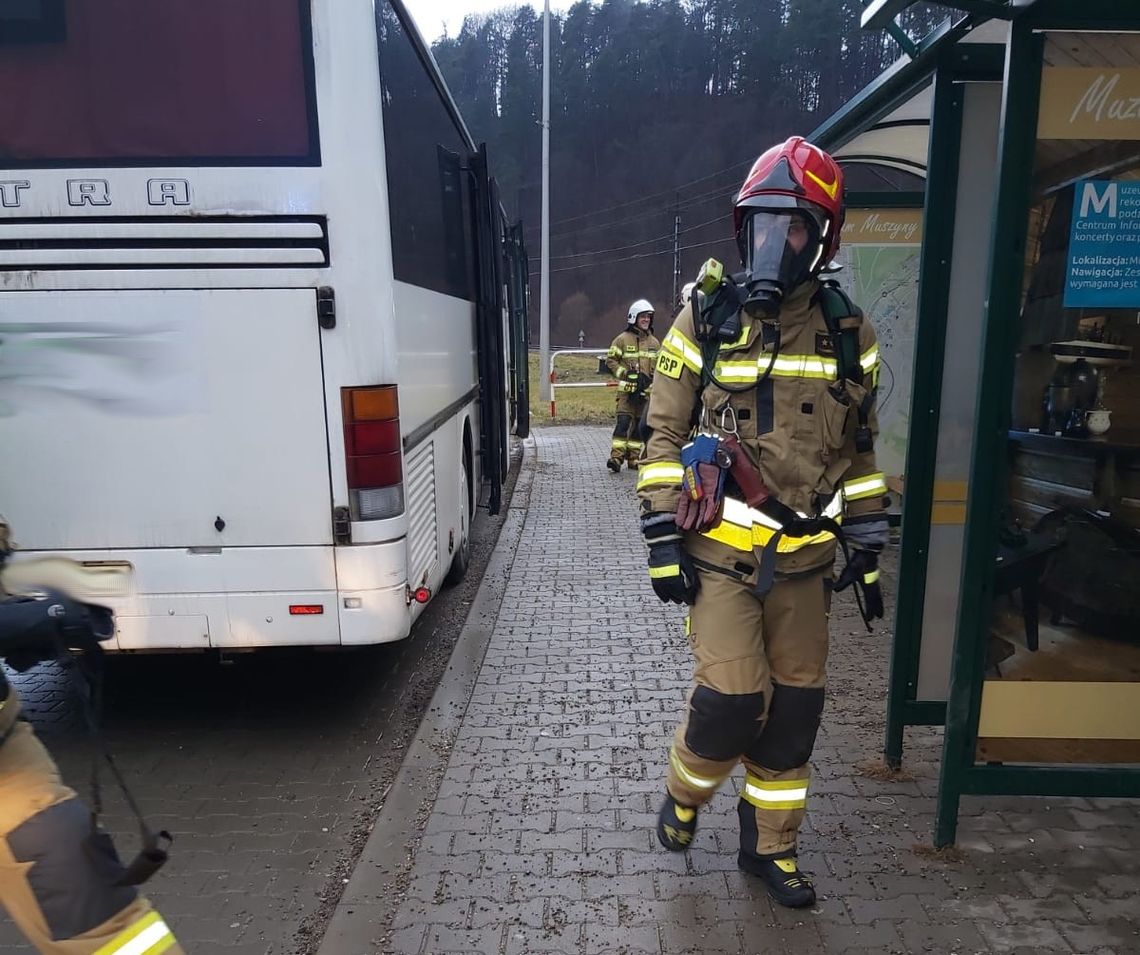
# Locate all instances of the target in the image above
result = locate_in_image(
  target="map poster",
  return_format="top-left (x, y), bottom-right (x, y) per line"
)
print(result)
top-left (833, 208), bottom-right (923, 486)
top-left (1064, 179), bottom-right (1140, 309)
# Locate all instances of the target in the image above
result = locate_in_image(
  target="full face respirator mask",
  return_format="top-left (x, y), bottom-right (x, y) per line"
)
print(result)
top-left (739, 210), bottom-right (825, 319)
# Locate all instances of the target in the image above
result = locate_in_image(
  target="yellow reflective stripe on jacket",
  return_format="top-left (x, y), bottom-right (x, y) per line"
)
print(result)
top-left (663, 328), bottom-right (703, 373)
top-left (770, 354), bottom-right (835, 379)
top-left (711, 359), bottom-right (760, 383)
top-left (742, 774), bottom-right (809, 811)
top-left (669, 745), bottom-right (724, 791)
top-left (607, 346), bottom-right (622, 358)
top-left (94, 912), bottom-right (176, 955)
top-left (700, 495), bottom-right (842, 554)
top-left (712, 344), bottom-right (881, 385)
top-left (843, 472), bottom-right (887, 502)
top-left (637, 463), bottom-right (684, 490)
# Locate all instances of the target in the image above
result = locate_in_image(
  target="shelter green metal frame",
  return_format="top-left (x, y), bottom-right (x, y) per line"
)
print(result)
top-left (840, 0), bottom-right (1140, 845)
top-left (935, 1), bottom-right (1140, 847)
top-left (884, 43), bottom-right (1006, 768)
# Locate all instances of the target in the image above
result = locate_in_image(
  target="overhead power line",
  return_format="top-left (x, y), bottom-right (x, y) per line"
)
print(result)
top-left (522, 158), bottom-right (752, 235)
top-left (547, 235), bottom-right (734, 274)
top-left (525, 183), bottom-right (738, 243)
top-left (529, 213), bottom-right (726, 264)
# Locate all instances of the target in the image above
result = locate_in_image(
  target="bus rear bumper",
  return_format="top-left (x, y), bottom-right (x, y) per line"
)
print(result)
top-left (4, 540), bottom-right (413, 649)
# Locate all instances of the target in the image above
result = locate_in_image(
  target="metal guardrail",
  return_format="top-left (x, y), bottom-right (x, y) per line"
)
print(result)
top-left (548, 348), bottom-right (614, 418)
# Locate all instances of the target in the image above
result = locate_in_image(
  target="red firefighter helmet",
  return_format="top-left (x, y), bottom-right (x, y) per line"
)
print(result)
top-left (733, 137), bottom-right (846, 270)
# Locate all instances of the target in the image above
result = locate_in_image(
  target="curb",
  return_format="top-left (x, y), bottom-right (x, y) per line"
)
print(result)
top-left (316, 436), bottom-right (537, 954)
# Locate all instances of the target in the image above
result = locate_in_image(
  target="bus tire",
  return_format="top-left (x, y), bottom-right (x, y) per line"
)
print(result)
top-left (444, 458), bottom-right (472, 586)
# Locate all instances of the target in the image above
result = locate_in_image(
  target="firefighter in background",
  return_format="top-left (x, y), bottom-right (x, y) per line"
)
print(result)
top-left (604, 299), bottom-right (659, 472)
top-left (636, 138), bottom-right (888, 907)
top-left (0, 522), bottom-right (184, 954)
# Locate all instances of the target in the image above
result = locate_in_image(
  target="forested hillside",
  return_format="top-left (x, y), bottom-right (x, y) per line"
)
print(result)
top-left (431, 0), bottom-right (942, 344)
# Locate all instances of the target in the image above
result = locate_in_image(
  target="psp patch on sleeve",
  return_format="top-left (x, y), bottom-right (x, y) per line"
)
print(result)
top-left (656, 351), bottom-right (684, 380)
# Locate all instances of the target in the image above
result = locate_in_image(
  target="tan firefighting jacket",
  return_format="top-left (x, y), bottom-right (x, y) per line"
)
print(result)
top-left (605, 328), bottom-right (660, 395)
top-left (637, 278), bottom-right (887, 576)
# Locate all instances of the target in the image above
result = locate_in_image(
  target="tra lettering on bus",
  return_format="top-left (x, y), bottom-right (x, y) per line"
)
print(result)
top-left (0, 181), bottom-right (31, 208)
top-left (148, 179), bottom-right (191, 206)
top-left (67, 179), bottom-right (111, 206)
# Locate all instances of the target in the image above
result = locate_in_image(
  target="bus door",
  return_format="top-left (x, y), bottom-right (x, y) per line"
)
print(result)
top-left (470, 144), bottom-right (507, 516)
top-left (505, 221), bottom-right (530, 440)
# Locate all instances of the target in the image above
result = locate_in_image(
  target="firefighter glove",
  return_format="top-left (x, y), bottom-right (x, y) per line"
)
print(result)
top-left (675, 461), bottom-right (724, 532)
top-left (834, 549), bottom-right (883, 622)
top-left (641, 513), bottom-right (699, 605)
top-left (634, 372), bottom-right (652, 396)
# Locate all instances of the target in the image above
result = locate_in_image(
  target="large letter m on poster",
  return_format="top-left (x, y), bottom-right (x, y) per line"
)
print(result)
top-left (1080, 181), bottom-right (1118, 218)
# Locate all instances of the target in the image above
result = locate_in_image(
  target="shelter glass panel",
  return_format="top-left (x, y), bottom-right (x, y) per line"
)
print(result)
top-left (979, 31), bottom-right (1140, 765)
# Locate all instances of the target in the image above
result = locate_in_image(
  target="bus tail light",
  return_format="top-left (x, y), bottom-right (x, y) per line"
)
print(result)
top-left (342, 385), bottom-right (403, 521)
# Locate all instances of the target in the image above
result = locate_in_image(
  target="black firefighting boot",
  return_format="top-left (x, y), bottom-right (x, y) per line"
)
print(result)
top-left (606, 458), bottom-right (621, 473)
top-left (656, 793), bottom-right (698, 851)
top-left (737, 850), bottom-right (816, 908)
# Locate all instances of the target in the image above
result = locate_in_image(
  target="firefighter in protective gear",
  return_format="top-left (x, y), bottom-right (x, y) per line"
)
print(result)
top-left (605, 300), bottom-right (660, 471)
top-left (0, 524), bottom-right (185, 955)
top-left (637, 138), bottom-right (888, 908)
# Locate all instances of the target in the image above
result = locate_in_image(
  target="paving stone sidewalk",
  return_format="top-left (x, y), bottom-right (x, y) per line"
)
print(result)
top-left (373, 426), bottom-right (1140, 955)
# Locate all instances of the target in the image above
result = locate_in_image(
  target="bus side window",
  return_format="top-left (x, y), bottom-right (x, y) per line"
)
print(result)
top-left (376, 2), bottom-right (477, 303)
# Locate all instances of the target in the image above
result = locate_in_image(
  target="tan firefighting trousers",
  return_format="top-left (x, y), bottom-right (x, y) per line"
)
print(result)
top-left (665, 537), bottom-right (832, 858)
top-left (610, 393), bottom-right (647, 466)
top-left (0, 690), bottom-right (184, 955)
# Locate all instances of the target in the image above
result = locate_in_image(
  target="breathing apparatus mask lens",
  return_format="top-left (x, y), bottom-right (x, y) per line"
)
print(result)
top-left (742, 211), bottom-right (823, 318)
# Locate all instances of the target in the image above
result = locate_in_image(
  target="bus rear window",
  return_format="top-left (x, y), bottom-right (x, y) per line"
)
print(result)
top-left (0, 0), bottom-right (318, 166)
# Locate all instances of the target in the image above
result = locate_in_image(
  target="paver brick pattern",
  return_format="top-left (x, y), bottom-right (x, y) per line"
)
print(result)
top-left (384, 426), bottom-right (1140, 955)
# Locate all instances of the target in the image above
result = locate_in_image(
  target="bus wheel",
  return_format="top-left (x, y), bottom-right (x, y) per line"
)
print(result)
top-left (444, 459), bottom-right (472, 586)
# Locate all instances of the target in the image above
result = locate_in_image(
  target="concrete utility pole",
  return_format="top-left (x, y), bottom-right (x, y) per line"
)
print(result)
top-left (671, 213), bottom-right (681, 308)
top-left (538, 0), bottom-right (552, 402)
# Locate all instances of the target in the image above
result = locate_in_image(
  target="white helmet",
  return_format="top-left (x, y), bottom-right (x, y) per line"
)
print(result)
top-left (681, 282), bottom-right (696, 305)
top-left (627, 298), bottom-right (654, 325)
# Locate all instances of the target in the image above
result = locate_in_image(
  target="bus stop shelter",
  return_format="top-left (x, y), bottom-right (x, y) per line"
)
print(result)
top-left (813, 0), bottom-right (1140, 845)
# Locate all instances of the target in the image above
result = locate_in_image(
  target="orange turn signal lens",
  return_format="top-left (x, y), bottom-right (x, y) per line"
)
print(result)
top-left (345, 386), bottom-right (399, 422)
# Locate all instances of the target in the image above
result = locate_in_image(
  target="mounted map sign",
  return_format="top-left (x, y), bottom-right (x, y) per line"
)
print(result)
top-left (835, 208), bottom-right (922, 488)
top-left (1038, 68), bottom-right (1140, 140)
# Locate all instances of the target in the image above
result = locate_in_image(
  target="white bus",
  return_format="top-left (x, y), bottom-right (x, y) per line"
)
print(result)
top-left (0, 0), bottom-right (530, 649)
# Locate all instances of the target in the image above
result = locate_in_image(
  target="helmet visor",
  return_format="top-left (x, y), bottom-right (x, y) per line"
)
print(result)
top-left (746, 210), bottom-right (824, 284)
